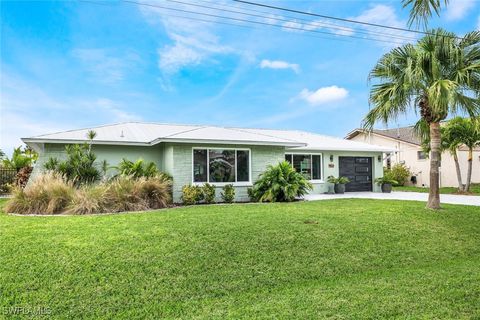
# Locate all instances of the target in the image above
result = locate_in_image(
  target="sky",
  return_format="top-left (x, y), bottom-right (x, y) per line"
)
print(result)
top-left (1, 0), bottom-right (479, 155)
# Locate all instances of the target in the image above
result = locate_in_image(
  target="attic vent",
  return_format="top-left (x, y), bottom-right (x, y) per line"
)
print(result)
top-left (120, 130), bottom-right (124, 138)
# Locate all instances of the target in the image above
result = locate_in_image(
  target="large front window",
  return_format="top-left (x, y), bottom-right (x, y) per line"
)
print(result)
top-left (285, 153), bottom-right (322, 180)
top-left (193, 148), bottom-right (250, 183)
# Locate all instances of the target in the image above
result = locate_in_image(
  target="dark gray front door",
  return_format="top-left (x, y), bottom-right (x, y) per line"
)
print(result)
top-left (339, 157), bottom-right (373, 192)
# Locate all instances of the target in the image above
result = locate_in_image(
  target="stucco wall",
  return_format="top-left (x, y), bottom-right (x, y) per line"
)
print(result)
top-left (31, 142), bottom-right (384, 203)
top-left (350, 133), bottom-right (480, 187)
top-left (168, 143), bottom-right (285, 203)
top-left (31, 143), bottom-right (163, 180)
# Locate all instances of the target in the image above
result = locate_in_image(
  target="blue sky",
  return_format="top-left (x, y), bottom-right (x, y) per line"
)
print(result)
top-left (1, 0), bottom-right (479, 154)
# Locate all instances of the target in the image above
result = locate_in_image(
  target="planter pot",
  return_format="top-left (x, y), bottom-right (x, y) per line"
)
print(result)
top-left (334, 183), bottom-right (346, 194)
top-left (381, 183), bottom-right (393, 193)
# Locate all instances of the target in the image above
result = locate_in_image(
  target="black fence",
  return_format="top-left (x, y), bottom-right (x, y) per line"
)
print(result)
top-left (0, 168), bottom-right (16, 193)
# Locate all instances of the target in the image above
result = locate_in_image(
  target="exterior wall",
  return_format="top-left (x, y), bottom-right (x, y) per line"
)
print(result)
top-left (349, 133), bottom-right (480, 187)
top-left (31, 143), bottom-right (164, 181)
top-left (31, 142), bottom-right (385, 203)
top-left (303, 150), bottom-right (384, 194)
top-left (169, 143), bottom-right (285, 203)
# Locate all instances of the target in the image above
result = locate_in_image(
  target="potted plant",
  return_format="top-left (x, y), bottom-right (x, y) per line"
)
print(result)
top-left (327, 176), bottom-right (350, 194)
top-left (375, 175), bottom-right (398, 193)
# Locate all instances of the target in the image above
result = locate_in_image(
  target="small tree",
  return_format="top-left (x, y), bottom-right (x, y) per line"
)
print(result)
top-left (2, 147), bottom-right (36, 172)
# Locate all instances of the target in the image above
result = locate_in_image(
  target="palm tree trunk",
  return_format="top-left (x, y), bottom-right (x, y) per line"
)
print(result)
top-left (452, 151), bottom-right (463, 191)
top-left (427, 122), bottom-right (441, 209)
top-left (465, 148), bottom-right (473, 192)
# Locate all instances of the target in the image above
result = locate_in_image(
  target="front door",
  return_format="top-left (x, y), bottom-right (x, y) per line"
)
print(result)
top-left (339, 157), bottom-right (373, 192)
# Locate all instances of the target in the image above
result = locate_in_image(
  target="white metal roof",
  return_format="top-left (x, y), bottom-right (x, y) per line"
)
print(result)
top-left (22, 122), bottom-right (394, 152)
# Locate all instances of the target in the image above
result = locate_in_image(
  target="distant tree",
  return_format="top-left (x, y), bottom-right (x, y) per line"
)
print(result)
top-left (2, 147), bottom-right (36, 172)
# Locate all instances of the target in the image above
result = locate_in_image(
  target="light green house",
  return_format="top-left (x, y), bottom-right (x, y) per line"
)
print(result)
top-left (23, 122), bottom-right (393, 202)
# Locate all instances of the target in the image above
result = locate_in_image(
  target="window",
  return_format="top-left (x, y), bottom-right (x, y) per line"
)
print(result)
top-left (193, 148), bottom-right (250, 184)
top-left (285, 153), bottom-right (322, 180)
top-left (417, 151), bottom-right (427, 160)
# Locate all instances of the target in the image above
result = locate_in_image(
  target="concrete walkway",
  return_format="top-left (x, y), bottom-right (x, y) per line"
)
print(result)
top-left (304, 191), bottom-right (480, 206)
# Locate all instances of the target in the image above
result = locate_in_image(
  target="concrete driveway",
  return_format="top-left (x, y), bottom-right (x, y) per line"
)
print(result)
top-left (304, 191), bottom-right (480, 206)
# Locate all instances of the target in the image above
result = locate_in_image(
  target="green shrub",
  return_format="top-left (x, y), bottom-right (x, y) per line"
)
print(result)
top-left (387, 164), bottom-right (411, 186)
top-left (5, 172), bottom-right (75, 214)
top-left (250, 161), bottom-right (313, 202)
top-left (327, 176), bottom-right (350, 184)
top-left (221, 184), bottom-right (235, 203)
top-left (202, 183), bottom-right (216, 204)
top-left (44, 144), bottom-right (100, 185)
top-left (181, 185), bottom-right (204, 205)
top-left (115, 158), bottom-right (159, 178)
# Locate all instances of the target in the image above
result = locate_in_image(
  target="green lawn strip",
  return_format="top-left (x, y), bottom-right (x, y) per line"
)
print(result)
top-left (1, 200), bottom-right (479, 319)
top-left (393, 184), bottom-right (480, 195)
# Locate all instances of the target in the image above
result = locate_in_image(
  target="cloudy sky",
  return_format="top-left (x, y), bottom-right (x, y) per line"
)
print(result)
top-left (1, 0), bottom-right (479, 154)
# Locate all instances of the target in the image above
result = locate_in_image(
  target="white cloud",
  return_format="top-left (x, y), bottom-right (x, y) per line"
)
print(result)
top-left (298, 86), bottom-right (349, 106)
top-left (139, 4), bottom-right (231, 75)
top-left (445, 0), bottom-right (476, 21)
top-left (72, 48), bottom-right (140, 84)
top-left (350, 5), bottom-right (413, 47)
top-left (260, 59), bottom-right (300, 73)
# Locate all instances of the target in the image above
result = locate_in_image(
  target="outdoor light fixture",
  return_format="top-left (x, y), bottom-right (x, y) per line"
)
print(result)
top-left (378, 155), bottom-right (382, 162)
top-left (330, 155), bottom-right (334, 162)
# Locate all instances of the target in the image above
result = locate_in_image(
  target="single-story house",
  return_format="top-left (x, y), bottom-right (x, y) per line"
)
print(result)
top-left (23, 122), bottom-right (393, 202)
top-left (346, 126), bottom-right (480, 187)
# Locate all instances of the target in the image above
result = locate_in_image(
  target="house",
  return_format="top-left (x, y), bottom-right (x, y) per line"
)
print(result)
top-left (346, 126), bottom-right (480, 187)
top-left (23, 122), bottom-right (393, 202)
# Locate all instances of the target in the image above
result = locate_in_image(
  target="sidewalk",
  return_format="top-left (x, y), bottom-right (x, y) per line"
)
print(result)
top-left (304, 191), bottom-right (480, 206)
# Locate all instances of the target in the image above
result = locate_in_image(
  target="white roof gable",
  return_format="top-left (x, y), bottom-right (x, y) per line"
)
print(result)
top-left (23, 122), bottom-right (394, 152)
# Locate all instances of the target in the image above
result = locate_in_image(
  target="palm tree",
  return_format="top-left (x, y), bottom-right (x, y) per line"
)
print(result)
top-left (364, 29), bottom-right (480, 209)
top-left (455, 118), bottom-right (480, 191)
top-left (402, 0), bottom-right (448, 28)
top-left (441, 118), bottom-right (466, 191)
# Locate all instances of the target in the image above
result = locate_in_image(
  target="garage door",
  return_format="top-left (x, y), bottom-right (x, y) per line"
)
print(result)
top-left (339, 157), bottom-right (373, 192)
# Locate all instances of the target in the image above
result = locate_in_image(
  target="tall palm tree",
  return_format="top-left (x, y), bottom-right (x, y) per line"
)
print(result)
top-left (402, 0), bottom-right (448, 28)
top-left (363, 29), bottom-right (480, 209)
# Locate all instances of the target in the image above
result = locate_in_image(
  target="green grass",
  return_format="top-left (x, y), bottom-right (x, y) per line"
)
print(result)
top-left (1, 198), bottom-right (480, 319)
top-left (393, 183), bottom-right (480, 195)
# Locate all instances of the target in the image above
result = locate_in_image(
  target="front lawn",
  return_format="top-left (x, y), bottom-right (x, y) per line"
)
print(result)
top-left (1, 199), bottom-right (479, 318)
top-left (394, 183), bottom-right (480, 195)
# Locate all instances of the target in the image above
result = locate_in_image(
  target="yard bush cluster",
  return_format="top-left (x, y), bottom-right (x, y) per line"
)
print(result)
top-left (181, 183), bottom-right (234, 205)
top-left (5, 172), bottom-right (172, 215)
top-left (385, 164), bottom-right (411, 186)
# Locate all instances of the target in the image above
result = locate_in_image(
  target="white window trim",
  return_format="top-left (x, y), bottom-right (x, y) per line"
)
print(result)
top-left (285, 152), bottom-right (324, 183)
top-left (417, 150), bottom-right (428, 161)
top-left (192, 147), bottom-right (252, 186)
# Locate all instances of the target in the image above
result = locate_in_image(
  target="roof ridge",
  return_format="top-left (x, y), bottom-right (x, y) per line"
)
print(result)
top-left (160, 125), bottom-right (208, 140)
top-left (32, 122), bottom-right (133, 139)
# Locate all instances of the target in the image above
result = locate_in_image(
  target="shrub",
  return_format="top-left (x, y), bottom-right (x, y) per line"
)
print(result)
top-left (15, 166), bottom-right (33, 188)
top-left (221, 184), bottom-right (235, 203)
top-left (2, 146), bottom-right (37, 171)
top-left (6, 173), bottom-right (172, 215)
top-left (250, 161), bottom-right (313, 202)
top-left (202, 183), bottom-right (216, 204)
top-left (115, 159), bottom-right (159, 178)
top-left (66, 184), bottom-right (107, 215)
top-left (5, 172), bottom-right (75, 214)
top-left (103, 176), bottom-right (149, 213)
top-left (134, 176), bottom-right (172, 209)
top-left (44, 144), bottom-right (100, 185)
top-left (181, 185), bottom-right (204, 205)
top-left (387, 163), bottom-right (410, 186)
top-left (327, 176), bottom-right (350, 184)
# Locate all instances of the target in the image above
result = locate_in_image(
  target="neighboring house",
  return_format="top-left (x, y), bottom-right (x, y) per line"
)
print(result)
top-left (346, 126), bottom-right (480, 187)
top-left (23, 122), bottom-right (392, 202)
